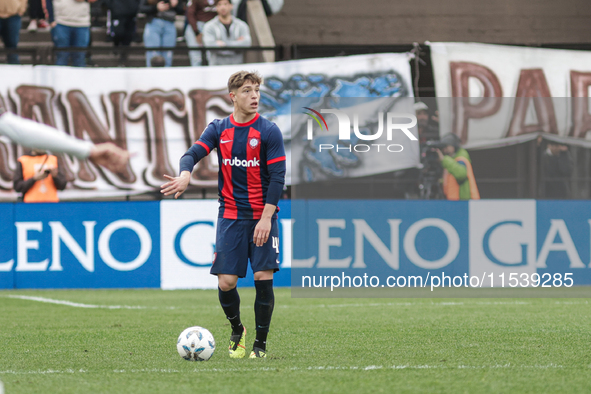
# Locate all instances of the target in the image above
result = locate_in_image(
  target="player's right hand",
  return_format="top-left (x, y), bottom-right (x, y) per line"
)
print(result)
top-left (160, 172), bottom-right (191, 199)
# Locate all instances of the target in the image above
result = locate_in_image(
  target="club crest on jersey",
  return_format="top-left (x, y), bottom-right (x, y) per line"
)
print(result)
top-left (249, 137), bottom-right (260, 150)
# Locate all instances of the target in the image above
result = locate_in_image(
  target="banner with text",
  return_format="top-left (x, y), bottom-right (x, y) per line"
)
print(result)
top-left (0, 201), bottom-right (161, 289)
top-left (2, 199), bottom-right (587, 294)
top-left (429, 42), bottom-right (591, 149)
top-left (0, 53), bottom-right (413, 200)
top-left (0, 200), bottom-right (291, 290)
top-left (291, 199), bottom-right (591, 297)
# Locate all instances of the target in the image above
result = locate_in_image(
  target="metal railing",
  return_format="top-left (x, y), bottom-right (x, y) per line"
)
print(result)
top-left (0, 46), bottom-right (284, 67)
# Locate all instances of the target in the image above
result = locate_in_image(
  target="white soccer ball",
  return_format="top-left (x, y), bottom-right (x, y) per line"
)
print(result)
top-left (177, 326), bottom-right (216, 361)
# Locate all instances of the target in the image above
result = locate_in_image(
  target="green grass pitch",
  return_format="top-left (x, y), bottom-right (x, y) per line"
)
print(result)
top-left (1, 288), bottom-right (590, 393)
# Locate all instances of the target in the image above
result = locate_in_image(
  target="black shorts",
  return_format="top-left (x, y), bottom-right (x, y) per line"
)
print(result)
top-left (210, 218), bottom-right (280, 278)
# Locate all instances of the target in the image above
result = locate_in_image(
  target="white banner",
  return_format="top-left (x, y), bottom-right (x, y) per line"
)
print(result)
top-left (429, 42), bottom-right (591, 148)
top-left (0, 53), bottom-right (414, 200)
top-left (160, 200), bottom-right (220, 290)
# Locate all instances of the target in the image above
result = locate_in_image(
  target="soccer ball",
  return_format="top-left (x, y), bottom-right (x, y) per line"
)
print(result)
top-left (177, 326), bottom-right (215, 361)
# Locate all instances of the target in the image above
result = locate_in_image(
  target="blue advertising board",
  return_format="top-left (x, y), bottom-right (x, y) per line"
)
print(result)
top-left (536, 200), bottom-right (591, 286)
top-left (292, 200), bottom-right (591, 290)
top-left (4, 202), bottom-right (160, 289)
top-left (0, 203), bottom-right (15, 289)
top-left (1, 199), bottom-right (590, 290)
top-left (291, 200), bottom-right (469, 289)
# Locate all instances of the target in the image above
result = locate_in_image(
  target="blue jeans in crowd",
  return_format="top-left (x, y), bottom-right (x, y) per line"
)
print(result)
top-left (0, 15), bottom-right (22, 64)
top-left (51, 24), bottom-right (90, 67)
top-left (143, 18), bottom-right (177, 67)
top-left (184, 22), bottom-right (207, 66)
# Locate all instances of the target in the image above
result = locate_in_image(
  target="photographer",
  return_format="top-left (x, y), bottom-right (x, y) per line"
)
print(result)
top-left (14, 149), bottom-right (67, 203)
top-left (436, 133), bottom-right (480, 201)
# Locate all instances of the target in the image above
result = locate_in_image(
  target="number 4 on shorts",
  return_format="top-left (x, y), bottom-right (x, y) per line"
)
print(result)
top-left (272, 236), bottom-right (279, 253)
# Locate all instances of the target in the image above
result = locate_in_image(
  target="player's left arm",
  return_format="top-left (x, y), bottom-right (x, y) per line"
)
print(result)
top-left (253, 124), bottom-right (286, 247)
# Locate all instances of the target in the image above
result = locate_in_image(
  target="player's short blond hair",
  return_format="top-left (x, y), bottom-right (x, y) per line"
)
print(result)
top-left (227, 71), bottom-right (263, 93)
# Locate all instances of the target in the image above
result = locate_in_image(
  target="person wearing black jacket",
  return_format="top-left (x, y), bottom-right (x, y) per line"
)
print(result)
top-left (105, 0), bottom-right (140, 50)
top-left (139, 0), bottom-right (184, 67)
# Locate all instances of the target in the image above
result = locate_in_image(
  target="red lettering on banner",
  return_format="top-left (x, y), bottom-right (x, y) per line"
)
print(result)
top-left (507, 69), bottom-right (557, 137)
top-left (0, 84), bottom-right (242, 197)
top-left (188, 89), bottom-right (231, 182)
top-left (570, 71), bottom-right (591, 138)
top-left (450, 62), bottom-right (503, 144)
top-left (129, 89), bottom-right (186, 183)
top-left (17, 85), bottom-right (76, 183)
top-left (68, 90), bottom-right (136, 183)
top-left (108, 92), bottom-right (136, 183)
top-left (16, 85), bottom-right (57, 126)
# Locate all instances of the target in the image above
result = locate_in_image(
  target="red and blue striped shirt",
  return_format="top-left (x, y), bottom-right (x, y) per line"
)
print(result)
top-left (180, 113), bottom-right (286, 220)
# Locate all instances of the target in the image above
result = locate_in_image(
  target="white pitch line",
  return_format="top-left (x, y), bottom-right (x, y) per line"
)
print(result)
top-left (5, 295), bottom-right (147, 310)
top-left (0, 364), bottom-right (567, 375)
top-left (6, 295), bottom-right (584, 312)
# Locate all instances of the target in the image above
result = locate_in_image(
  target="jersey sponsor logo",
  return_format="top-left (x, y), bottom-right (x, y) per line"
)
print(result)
top-left (220, 139), bottom-right (233, 144)
top-left (222, 157), bottom-right (260, 167)
top-left (248, 137), bottom-right (260, 149)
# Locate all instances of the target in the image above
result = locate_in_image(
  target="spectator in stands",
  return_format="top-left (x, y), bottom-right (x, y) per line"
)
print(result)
top-left (104, 0), bottom-right (140, 65)
top-left (140, 0), bottom-right (184, 67)
top-left (13, 148), bottom-right (67, 202)
top-left (436, 133), bottom-right (480, 200)
top-left (47, 0), bottom-right (97, 67)
top-left (184, 0), bottom-right (216, 66)
top-left (90, 0), bottom-right (104, 27)
top-left (202, 0), bottom-right (251, 66)
top-left (539, 139), bottom-right (574, 199)
top-left (27, 0), bottom-right (50, 31)
top-left (0, 0), bottom-right (27, 64)
top-left (233, 0), bottom-right (282, 23)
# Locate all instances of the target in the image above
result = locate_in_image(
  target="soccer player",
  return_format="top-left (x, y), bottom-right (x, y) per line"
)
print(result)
top-left (0, 107), bottom-right (130, 173)
top-left (160, 70), bottom-right (286, 359)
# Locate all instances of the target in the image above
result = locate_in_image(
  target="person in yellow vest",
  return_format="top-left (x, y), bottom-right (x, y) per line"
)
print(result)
top-left (13, 149), bottom-right (67, 202)
top-left (436, 133), bottom-right (480, 201)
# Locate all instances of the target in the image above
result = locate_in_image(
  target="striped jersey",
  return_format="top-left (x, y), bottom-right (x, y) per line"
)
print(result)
top-left (180, 113), bottom-right (286, 220)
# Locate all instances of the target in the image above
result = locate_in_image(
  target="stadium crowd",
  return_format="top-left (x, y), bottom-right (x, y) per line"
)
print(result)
top-left (0, 0), bottom-right (283, 67)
